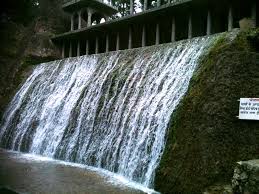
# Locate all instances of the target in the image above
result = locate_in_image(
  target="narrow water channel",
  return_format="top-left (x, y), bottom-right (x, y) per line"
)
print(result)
top-left (0, 149), bottom-right (157, 194)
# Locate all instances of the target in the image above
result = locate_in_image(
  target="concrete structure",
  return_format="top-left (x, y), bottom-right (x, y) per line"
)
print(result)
top-left (63, 0), bottom-right (117, 31)
top-left (53, 0), bottom-right (258, 58)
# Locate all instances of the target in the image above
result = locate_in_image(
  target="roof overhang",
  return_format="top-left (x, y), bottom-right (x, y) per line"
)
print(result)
top-left (63, 0), bottom-right (118, 15)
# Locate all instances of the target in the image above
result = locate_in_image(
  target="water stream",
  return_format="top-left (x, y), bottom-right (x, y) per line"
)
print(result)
top-left (0, 36), bottom-right (218, 188)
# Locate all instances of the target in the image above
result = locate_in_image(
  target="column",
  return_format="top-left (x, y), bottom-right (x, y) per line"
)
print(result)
top-left (104, 15), bottom-right (109, 22)
top-left (87, 9), bottom-right (92, 27)
top-left (69, 41), bottom-right (72, 57)
top-left (95, 37), bottom-right (99, 54)
top-left (207, 10), bottom-right (211, 35)
top-left (116, 32), bottom-right (120, 51)
top-left (228, 5), bottom-right (233, 31)
top-left (144, 0), bottom-right (148, 10)
top-left (128, 26), bottom-right (132, 49)
top-left (106, 34), bottom-right (109, 53)
top-left (142, 25), bottom-right (146, 47)
top-left (167, 0), bottom-right (170, 4)
top-left (96, 18), bottom-right (101, 25)
top-left (78, 10), bottom-right (82, 29)
top-left (86, 40), bottom-right (89, 55)
top-left (251, 2), bottom-right (257, 28)
top-left (62, 41), bottom-right (65, 58)
top-left (70, 14), bottom-right (74, 31)
top-left (156, 23), bottom-right (160, 45)
top-left (171, 16), bottom-right (176, 42)
top-left (130, 0), bottom-right (134, 14)
top-left (77, 41), bottom-right (80, 56)
top-left (157, 0), bottom-right (161, 7)
top-left (188, 14), bottom-right (192, 39)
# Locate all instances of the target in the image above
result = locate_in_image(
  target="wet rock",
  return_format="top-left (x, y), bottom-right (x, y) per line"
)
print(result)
top-left (24, 18), bottom-right (61, 59)
top-left (232, 160), bottom-right (259, 194)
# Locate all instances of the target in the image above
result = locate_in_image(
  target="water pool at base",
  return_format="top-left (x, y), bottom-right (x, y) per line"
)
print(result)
top-left (0, 149), bottom-right (158, 194)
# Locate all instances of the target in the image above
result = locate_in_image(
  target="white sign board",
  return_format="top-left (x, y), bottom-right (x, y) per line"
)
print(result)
top-left (239, 98), bottom-right (259, 120)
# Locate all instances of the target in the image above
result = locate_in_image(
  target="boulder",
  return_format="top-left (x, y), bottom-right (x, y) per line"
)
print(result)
top-left (239, 18), bottom-right (256, 31)
top-left (232, 160), bottom-right (259, 194)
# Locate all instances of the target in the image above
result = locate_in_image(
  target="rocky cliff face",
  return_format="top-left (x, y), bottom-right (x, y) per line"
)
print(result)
top-left (0, 0), bottom-right (68, 118)
top-left (155, 29), bottom-right (259, 194)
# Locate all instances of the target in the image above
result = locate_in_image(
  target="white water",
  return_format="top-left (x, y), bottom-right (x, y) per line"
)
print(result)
top-left (0, 36), bottom-right (218, 188)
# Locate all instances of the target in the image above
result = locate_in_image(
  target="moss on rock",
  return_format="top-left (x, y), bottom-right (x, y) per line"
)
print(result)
top-left (155, 29), bottom-right (259, 194)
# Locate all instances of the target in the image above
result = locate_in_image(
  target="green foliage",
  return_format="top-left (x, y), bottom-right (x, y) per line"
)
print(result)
top-left (246, 28), bottom-right (259, 51)
top-left (109, 0), bottom-right (158, 16)
top-left (110, 0), bottom-right (131, 16)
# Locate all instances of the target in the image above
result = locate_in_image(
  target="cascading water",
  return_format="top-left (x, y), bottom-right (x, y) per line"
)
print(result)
top-left (0, 36), bottom-right (218, 188)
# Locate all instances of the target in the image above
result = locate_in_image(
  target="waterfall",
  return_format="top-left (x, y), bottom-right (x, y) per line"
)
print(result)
top-left (0, 36), bottom-right (218, 188)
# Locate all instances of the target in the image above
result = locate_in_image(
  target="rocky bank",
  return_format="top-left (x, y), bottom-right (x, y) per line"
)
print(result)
top-left (155, 29), bottom-right (259, 194)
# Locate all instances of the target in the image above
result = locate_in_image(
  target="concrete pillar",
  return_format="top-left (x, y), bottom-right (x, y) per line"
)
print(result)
top-left (104, 15), bottom-right (109, 22)
top-left (87, 9), bottom-right (92, 27)
top-left (78, 10), bottom-right (82, 29)
top-left (96, 18), bottom-right (101, 25)
top-left (251, 2), bottom-right (257, 27)
top-left (142, 25), bottom-right (146, 47)
top-left (228, 5), bottom-right (233, 31)
top-left (106, 34), bottom-right (109, 53)
top-left (69, 41), bottom-right (72, 57)
top-left (171, 16), bottom-right (176, 42)
top-left (62, 42), bottom-right (65, 58)
top-left (77, 41), bottom-right (80, 56)
top-left (207, 10), bottom-right (212, 35)
top-left (86, 40), bottom-right (89, 55)
top-left (144, 0), bottom-right (148, 10)
top-left (128, 26), bottom-right (132, 49)
top-left (116, 33), bottom-right (120, 51)
top-left (157, 0), bottom-right (161, 7)
top-left (167, 0), bottom-right (170, 4)
top-left (70, 14), bottom-right (74, 31)
top-left (95, 37), bottom-right (99, 54)
top-left (188, 14), bottom-right (192, 39)
top-left (130, 0), bottom-right (134, 14)
top-left (156, 23), bottom-right (160, 45)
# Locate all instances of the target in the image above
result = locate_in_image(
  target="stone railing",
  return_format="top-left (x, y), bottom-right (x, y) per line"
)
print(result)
top-left (63, 0), bottom-right (184, 6)
top-left (63, 0), bottom-right (108, 4)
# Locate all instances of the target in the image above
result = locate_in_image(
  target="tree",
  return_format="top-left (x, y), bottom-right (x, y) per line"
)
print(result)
top-left (1, 0), bottom-right (39, 25)
top-left (110, 0), bottom-right (131, 16)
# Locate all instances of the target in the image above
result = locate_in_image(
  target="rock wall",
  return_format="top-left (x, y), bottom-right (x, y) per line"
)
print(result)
top-left (155, 29), bottom-right (259, 194)
top-left (0, 0), bottom-right (68, 118)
